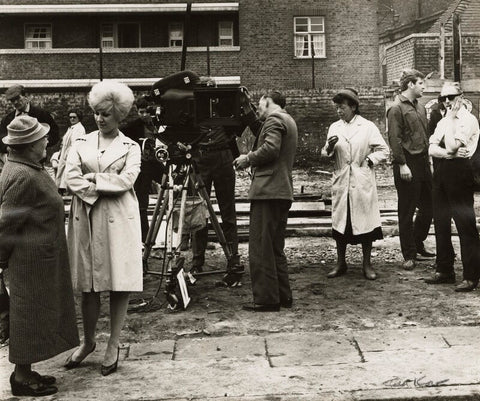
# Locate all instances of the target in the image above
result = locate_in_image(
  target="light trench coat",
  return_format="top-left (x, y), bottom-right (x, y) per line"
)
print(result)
top-left (65, 131), bottom-right (143, 292)
top-left (322, 115), bottom-right (389, 235)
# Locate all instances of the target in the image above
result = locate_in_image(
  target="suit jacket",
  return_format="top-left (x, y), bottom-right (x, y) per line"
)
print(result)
top-left (247, 109), bottom-right (298, 200)
top-left (0, 105), bottom-right (60, 153)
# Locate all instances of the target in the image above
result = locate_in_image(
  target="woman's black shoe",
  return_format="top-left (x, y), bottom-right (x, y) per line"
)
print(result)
top-left (32, 371), bottom-right (56, 385)
top-left (101, 347), bottom-right (120, 376)
top-left (64, 342), bottom-right (96, 369)
top-left (10, 373), bottom-right (58, 397)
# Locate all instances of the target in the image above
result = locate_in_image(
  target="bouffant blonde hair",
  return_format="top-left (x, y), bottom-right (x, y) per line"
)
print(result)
top-left (88, 80), bottom-right (134, 121)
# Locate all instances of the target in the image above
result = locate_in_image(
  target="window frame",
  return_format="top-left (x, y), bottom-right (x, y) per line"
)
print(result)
top-left (218, 20), bottom-right (234, 46)
top-left (24, 23), bottom-right (52, 49)
top-left (293, 16), bottom-right (326, 59)
top-left (168, 22), bottom-right (184, 47)
top-left (100, 22), bottom-right (141, 48)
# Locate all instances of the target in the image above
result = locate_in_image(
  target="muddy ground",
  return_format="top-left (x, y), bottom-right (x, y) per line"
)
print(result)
top-left (83, 166), bottom-right (480, 347)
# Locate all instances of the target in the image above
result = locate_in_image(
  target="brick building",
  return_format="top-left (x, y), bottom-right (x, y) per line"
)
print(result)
top-left (384, 0), bottom-right (480, 85)
top-left (0, 0), bottom-right (381, 90)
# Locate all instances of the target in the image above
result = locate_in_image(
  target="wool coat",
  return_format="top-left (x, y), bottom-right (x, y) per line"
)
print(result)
top-left (66, 131), bottom-right (143, 292)
top-left (0, 154), bottom-right (79, 364)
top-left (322, 115), bottom-right (389, 235)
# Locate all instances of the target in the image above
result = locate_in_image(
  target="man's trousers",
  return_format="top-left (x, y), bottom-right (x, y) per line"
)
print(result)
top-left (433, 158), bottom-right (480, 281)
top-left (249, 199), bottom-right (292, 305)
top-left (393, 154), bottom-right (433, 260)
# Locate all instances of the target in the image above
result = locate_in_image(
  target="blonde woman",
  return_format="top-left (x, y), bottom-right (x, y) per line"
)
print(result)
top-left (64, 81), bottom-right (142, 376)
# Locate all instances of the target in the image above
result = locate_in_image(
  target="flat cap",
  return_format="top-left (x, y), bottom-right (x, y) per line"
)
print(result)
top-left (4, 84), bottom-right (25, 100)
top-left (333, 88), bottom-right (359, 106)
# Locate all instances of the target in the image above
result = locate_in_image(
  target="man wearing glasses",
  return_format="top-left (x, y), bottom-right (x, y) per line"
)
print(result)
top-left (0, 84), bottom-right (60, 158)
top-left (55, 109), bottom-right (86, 193)
top-left (426, 82), bottom-right (480, 292)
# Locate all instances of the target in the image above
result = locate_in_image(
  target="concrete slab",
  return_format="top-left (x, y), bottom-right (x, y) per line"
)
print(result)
top-left (174, 334), bottom-right (265, 361)
top-left (266, 331), bottom-right (361, 367)
top-left (354, 328), bottom-right (448, 352)
top-left (2, 328), bottom-right (480, 400)
top-left (128, 340), bottom-right (175, 361)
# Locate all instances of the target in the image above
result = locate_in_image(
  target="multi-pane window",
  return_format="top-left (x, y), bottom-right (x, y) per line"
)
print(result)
top-left (169, 22), bottom-right (183, 47)
top-left (218, 21), bottom-right (233, 46)
top-left (101, 23), bottom-right (140, 48)
top-left (101, 24), bottom-right (115, 48)
top-left (294, 16), bottom-right (325, 58)
top-left (25, 24), bottom-right (52, 49)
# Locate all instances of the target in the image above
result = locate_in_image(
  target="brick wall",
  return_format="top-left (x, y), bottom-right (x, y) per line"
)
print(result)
top-left (385, 36), bottom-right (416, 84)
top-left (0, 87), bottom-right (387, 167)
top-left (0, 0), bottom-right (381, 89)
top-left (386, 33), bottom-right (480, 83)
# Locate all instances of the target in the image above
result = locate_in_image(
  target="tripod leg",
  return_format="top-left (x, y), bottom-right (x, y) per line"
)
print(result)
top-left (143, 172), bottom-right (169, 269)
top-left (189, 166), bottom-right (244, 287)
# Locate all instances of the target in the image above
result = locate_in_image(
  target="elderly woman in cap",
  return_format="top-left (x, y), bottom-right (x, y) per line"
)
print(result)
top-left (321, 88), bottom-right (389, 280)
top-left (64, 80), bottom-right (142, 376)
top-left (0, 115), bottom-right (79, 397)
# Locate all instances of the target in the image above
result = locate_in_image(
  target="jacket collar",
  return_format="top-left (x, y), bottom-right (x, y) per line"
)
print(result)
top-left (7, 153), bottom-right (43, 170)
top-left (87, 131), bottom-right (133, 173)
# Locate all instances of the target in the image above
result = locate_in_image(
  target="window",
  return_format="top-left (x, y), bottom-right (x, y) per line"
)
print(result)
top-left (294, 16), bottom-right (325, 58)
top-left (101, 24), bottom-right (115, 48)
top-left (100, 23), bottom-right (140, 48)
top-left (169, 22), bottom-right (183, 47)
top-left (25, 24), bottom-right (52, 49)
top-left (218, 21), bottom-right (233, 46)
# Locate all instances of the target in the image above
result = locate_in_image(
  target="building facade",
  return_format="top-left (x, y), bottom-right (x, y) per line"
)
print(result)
top-left (0, 0), bottom-right (381, 91)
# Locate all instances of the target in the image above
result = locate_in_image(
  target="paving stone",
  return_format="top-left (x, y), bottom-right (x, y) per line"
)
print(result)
top-left (174, 335), bottom-right (265, 361)
top-left (128, 340), bottom-right (175, 361)
top-left (354, 328), bottom-right (448, 352)
top-left (266, 331), bottom-right (360, 367)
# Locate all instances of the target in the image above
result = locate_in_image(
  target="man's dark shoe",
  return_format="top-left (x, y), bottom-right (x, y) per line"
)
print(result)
top-left (417, 246), bottom-right (436, 259)
top-left (242, 303), bottom-right (280, 312)
top-left (424, 272), bottom-right (456, 284)
top-left (454, 280), bottom-right (478, 292)
top-left (327, 264), bottom-right (347, 278)
top-left (402, 259), bottom-right (416, 271)
top-left (280, 298), bottom-right (293, 308)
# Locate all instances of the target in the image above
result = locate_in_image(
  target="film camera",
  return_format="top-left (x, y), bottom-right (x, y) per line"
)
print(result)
top-left (144, 70), bottom-right (249, 164)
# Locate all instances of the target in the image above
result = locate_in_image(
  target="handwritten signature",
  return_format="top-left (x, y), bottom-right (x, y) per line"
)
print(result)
top-left (383, 376), bottom-right (449, 388)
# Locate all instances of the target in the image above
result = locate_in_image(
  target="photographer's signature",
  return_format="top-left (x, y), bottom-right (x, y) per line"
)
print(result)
top-left (383, 376), bottom-right (449, 388)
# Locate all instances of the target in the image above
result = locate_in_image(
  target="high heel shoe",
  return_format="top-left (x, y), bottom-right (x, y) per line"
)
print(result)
top-left (101, 347), bottom-right (120, 376)
top-left (64, 343), bottom-right (96, 369)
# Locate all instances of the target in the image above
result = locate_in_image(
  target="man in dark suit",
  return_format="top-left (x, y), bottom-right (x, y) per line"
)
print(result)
top-left (121, 97), bottom-right (165, 242)
top-left (0, 85), bottom-right (60, 156)
top-left (234, 91), bottom-right (298, 311)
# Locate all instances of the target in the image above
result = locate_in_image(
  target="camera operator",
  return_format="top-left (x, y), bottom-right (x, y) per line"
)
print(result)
top-left (121, 97), bottom-right (165, 243)
top-left (192, 118), bottom-right (245, 286)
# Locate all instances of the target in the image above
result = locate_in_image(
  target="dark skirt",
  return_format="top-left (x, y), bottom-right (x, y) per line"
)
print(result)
top-left (332, 200), bottom-right (383, 245)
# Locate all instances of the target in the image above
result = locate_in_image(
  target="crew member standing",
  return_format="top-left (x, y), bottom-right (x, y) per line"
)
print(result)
top-left (0, 85), bottom-right (60, 158)
top-left (387, 69), bottom-right (435, 271)
top-left (234, 91), bottom-right (298, 311)
top-left (121, 97), bottom-right (164, 243)
top-left (426, 82), bottom-right (480, 292)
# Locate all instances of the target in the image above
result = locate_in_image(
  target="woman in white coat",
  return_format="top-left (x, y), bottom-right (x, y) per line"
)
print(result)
top-left (321, 89), bottom-right (389, 280)
top-left (64, 81), bottom-right (142, 376)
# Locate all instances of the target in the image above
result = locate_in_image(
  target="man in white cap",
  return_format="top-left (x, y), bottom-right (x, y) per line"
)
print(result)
top-left (426, 82), bottom-right (480, 292)
top-left (0, 84), bottom-right (59, 159)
